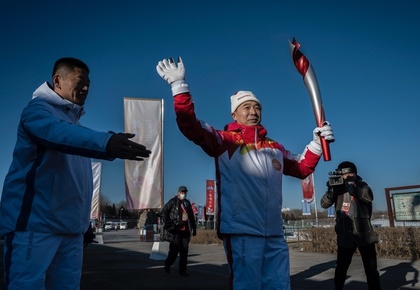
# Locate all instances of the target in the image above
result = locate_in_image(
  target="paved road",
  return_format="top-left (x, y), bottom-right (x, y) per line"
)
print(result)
top-left (1, 229), bottom-right (420, 289)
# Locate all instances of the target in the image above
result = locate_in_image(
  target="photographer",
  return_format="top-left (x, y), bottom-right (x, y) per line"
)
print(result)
top-left (320, 161), bottom-right (381, 290)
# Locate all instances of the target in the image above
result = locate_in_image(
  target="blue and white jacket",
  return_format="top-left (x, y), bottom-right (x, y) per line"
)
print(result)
top-left (174, 92), bottom-right (322, 238)
top-left (0, 82), bottom-right (113, 237)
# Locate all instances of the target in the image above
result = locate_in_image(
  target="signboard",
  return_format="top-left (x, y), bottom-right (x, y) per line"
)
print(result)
top-left (392, 192), bottom-right (420, 221)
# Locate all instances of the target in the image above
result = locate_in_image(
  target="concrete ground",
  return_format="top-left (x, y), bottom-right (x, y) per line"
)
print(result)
top-left (1, 229), bottom-right (419, 289)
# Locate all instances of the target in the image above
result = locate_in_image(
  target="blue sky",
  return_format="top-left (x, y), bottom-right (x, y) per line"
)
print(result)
top-left (1, 1), bottom-right (419, 213)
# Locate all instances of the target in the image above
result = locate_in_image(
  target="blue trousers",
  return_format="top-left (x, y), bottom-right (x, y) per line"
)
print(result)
top-left (3, 231), bottom-right (83, 290)
top-left (223, 234), bottom-right (291, 290)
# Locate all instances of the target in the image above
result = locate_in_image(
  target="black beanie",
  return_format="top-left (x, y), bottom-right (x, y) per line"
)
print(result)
top-left (337, 161), bottom-right (357, 174)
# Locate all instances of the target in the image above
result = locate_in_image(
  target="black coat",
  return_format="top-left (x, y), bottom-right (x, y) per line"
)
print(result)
top-left (160, 196), bottom-right (196, 242)
top-left (320, 175), bottom-right (378, 248)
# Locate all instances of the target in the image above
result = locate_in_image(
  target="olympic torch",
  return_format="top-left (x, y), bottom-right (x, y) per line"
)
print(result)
top-left (288, 37), bottom-right (331, 161)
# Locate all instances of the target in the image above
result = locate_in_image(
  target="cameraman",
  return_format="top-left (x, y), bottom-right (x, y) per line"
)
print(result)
top-left (320, 161), bottom-right (381, 290)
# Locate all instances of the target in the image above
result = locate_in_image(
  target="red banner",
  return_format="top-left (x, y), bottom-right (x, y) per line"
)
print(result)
top-left (301, 174), bottom-right (315, 202)
top-left (191, 203), bottom-right (198, 215)
top-left (206, 180), bottom-right (215, 215)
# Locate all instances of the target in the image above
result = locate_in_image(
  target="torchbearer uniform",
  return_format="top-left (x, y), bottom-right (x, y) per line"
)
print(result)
top-left (174, 91), bottom-right (322, 290)
top-left (156, 57), bottom-right (334, 290)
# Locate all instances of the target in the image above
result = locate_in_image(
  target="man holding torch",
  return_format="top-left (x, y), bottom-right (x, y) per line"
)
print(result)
top-left (156, 56), bottom-right (335, 289)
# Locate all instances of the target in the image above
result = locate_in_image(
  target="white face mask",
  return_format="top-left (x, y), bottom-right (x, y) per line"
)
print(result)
top-left (179, 193), bottom-right (186, 200)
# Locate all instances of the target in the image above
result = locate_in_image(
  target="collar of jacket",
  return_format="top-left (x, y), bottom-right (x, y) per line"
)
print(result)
top-left (224, 122), bottom-right (267, 143)
top-left (32, 81), bottom-right (86, 120)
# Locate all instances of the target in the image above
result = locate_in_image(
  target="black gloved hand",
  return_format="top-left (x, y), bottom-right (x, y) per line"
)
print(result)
top-left (346, 181), bottom-right (356, 196)
top-left (192, 229), bottom-right (197, 236)
top-left (106, 133), bottom-right (151, 161)
top-left (326, 180), bottom-right (346, 199)
top-left (83, 225), bottom-right (97, 248)
top-left (326, 181), bottom-right (335, 199)
top-left (326, 180), bottom-right (332, 190)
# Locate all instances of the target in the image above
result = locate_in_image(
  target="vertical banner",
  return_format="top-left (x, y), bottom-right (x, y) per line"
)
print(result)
top-left (124, 98), bottom-right (163, 210)
top-left (191, 203), bottom-right (198, 215)
top-left (91, 162), bottom-right (101, 220)
top-left (197, 205), bottom-right (205, 222)
top-left (301, 173), bottom-right (315, 203)
top-left (302, 200), bottom-right (312, 216)
top-left (206, 180), bottom-right (215, 215)
top-left (327, 206), bottom-right (335, 217)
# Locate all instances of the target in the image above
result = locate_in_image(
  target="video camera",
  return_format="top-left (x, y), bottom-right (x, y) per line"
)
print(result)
top-left (328, 170), bottom-right (344, 187)
top-left (328, 167), bottom-right (354, 187)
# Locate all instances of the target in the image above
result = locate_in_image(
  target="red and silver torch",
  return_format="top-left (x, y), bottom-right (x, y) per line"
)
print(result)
top-left (288, 37), bottom-right (331, 161)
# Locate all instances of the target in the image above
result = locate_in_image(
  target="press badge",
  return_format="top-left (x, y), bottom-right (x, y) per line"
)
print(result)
top-left (342, 202), bottom-right (351, 214)
top-left (182, 212), bottom-right (188, 221)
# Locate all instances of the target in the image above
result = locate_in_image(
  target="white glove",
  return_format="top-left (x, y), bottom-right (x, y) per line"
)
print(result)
top-left (156, 57), bottom-right (190, 96)
top-left (307, 121), bottom-right (335, 155)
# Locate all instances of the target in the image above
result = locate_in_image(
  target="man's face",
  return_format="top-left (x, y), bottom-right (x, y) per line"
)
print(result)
top-left (178, 190), bottom-right (187, 200)
top-left (343, 172), bottom-right (356, 182)
top-left (232, 100), bottom-right (261, 126)
top-left (53, 67), bottom-right (90, 106)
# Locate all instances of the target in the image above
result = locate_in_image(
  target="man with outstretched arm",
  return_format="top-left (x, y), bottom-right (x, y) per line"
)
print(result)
top-left (1, 57), bottom-right (151, 290)
top-left (156, 57), bottom-right (334, 290)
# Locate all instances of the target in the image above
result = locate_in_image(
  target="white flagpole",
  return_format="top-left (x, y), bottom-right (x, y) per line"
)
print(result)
top-left (160, 99), bottom-right (164, 209)
top-left (313, 174), bottom-right (319, 226)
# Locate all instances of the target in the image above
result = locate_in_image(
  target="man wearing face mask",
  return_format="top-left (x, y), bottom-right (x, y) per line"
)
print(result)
top-left (321, 161), bottom-right (381, 290)
top-left (160, 186), bottom-right (197, 276)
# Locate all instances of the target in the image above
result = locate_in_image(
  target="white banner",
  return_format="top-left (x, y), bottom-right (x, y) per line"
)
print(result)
top-left (123, 98), bottom-right (163, 210)
top-left (91, 162), bottom-right (101, 219)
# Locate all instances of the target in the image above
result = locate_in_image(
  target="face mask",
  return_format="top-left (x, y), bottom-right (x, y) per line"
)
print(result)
top-left (345, 175), bottom-right (356, 182)
top-left (179, 194), bottom-right (186, 200)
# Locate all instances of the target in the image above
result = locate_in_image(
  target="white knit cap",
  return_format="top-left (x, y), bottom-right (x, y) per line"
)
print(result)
top-left (230, 91), bottom-right (261, 113)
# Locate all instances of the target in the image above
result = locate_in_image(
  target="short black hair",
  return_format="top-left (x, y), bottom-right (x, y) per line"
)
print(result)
top-left (52, 57), bottom-right (90, 77)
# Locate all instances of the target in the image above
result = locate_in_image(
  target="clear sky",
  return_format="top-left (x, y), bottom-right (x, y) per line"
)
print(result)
top-left (1, 1), bottom-right (419, 213)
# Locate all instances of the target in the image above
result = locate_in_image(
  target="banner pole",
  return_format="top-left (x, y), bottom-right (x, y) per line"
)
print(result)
top-left (312, 174), bottom-right (318, 226)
